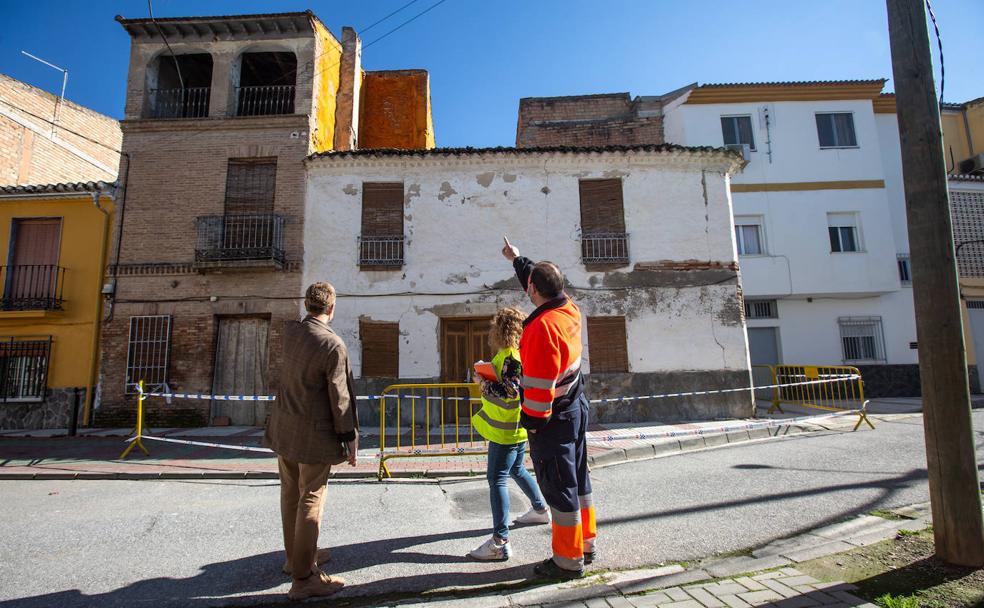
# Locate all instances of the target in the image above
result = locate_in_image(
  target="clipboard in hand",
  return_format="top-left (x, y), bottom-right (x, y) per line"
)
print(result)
top-left (473, 361), bottom-right (497, 381)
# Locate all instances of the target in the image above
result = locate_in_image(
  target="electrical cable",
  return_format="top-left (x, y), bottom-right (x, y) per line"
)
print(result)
top-left (924, 0), bottom-right (944, 109)
top-left (147, 0), bottom-right (185, 91)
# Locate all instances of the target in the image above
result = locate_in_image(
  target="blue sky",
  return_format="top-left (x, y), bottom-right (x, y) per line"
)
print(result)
top-left (0, 0), bottom-right (979, 148)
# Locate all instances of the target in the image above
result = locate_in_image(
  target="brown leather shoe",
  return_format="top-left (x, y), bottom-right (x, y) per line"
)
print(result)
top-left (287, 570), bottom-right (346, 601)
top-left (282, 547), bottom-right (332, 575)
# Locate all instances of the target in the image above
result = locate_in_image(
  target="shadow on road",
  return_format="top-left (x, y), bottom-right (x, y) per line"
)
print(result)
top-left (0, 526), bottom-right (531, 607)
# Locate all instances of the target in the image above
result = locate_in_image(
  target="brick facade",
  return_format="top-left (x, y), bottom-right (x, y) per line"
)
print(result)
top-left (516, 93), bottom-right (665, 148)
top-left (0, 73), bottom-right (121, 185)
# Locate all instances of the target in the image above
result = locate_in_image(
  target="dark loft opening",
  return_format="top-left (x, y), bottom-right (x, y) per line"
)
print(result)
top-left (236, 52), bottom-right (297, 116)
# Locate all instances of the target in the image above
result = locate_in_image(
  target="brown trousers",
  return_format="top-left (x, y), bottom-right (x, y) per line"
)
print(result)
top-left (278, 456), bottom-right (332, 579)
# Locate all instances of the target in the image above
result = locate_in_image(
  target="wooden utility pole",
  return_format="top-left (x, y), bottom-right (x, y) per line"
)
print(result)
top-left (886, 0), bottom-right (984, 566)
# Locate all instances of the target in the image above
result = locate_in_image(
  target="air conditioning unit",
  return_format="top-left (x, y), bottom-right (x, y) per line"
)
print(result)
top-left (958, 153), bottom-right (984, 175)
top-left (725, 143), bottom-right (752, 159)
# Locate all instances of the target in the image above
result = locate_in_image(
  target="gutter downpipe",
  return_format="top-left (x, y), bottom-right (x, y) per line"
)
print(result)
top-left (83, 189), bottom-right (112, 427)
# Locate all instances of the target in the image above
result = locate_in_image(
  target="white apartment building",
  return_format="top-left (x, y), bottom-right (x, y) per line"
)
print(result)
top-left (303, 145), bottom-right (751, 423)
top-left (661, 81), bottom-right (927, 396)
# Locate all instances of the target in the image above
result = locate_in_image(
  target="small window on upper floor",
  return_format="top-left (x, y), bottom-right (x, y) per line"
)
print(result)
top-left (816, 112), bottom-right (857, 148)
top-left (828, 212), bottom-right (861, 253)
top-left (359, 183), bottom-right (405, 269)
top-left (579, 179), bottom-right (629, 267)
top-left (721, 115), bottom-right (755, 152)
top-left (735, 216), bottom-right (765, 256)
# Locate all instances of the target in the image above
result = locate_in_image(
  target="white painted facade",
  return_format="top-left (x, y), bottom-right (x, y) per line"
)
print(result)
top-left (303, 148), bottom-right (750, 415)
top-left (664, 93), bottom-right (918, 371)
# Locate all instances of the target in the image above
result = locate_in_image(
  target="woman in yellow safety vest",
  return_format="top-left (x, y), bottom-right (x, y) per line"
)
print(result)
top-left (468, 307), bottom-right (551, 562)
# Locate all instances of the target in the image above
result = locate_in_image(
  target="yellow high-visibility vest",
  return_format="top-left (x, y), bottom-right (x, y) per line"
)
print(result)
top-left (471, 347), bottom-right (527, 445)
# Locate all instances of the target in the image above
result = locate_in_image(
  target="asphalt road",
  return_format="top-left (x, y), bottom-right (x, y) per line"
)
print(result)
top-left (1, 411), bottom-right (981, 607)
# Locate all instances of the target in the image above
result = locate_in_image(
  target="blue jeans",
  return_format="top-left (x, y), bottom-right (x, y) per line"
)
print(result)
top-left (487, 440), bottom-right (546, 540)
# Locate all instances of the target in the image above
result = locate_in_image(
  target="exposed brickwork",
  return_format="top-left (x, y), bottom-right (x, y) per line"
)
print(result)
top-left (516, 93), bottom-right (664, 148)
top-left (359, 70), bottom-right (433, 149)
top-left (0, 73), bottom-right (121, 185)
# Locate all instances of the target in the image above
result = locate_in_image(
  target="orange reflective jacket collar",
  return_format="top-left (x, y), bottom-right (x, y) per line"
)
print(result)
top-left (523, 295), bottom-right (570, 328)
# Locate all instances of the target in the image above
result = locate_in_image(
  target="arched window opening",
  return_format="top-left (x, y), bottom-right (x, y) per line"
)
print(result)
top-left (235, 52), bottom-right (297, 116)
top-left (148, 53), bottom-right (213, 119)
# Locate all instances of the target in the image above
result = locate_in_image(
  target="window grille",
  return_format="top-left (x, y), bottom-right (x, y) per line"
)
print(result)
top-left (951, 189), bottom-right (984, 278)
top-left (721, 115), bottom-right (755, 150)
top-left (125, 315), bottom-right (172, 394)
top-left (968, 301), bottom-right (984, 309)
top-left (744, 299), bottom-right (778, 319)
top-left (0, 337), bottom-right (51, 402)
top-left (816, 112), bottom-right (858, 148)
top-left (838, 316), bottom-right (886, 363)
top-left (897, 254), bottom-right (911, 285)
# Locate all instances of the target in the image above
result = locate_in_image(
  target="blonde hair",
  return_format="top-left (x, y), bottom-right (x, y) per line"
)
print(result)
top-left (304, 282), bottom-right (336, 315)
top-left (489, 307), bottom-right (525, 351)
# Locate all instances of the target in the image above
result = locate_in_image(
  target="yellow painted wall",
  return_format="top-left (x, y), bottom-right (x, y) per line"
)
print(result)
top-left (943, 101), bottom-right (984, 169)
top-left (359, 70), bottom-right (435, 149)
top-left (0, 195), bottom-right (113, 389)
top-left (967, 101), bottom-right (984, 157)
top-left (311, 20), bottom-right (342, 153)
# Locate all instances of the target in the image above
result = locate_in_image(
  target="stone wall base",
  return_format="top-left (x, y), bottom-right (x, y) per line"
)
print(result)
top-left (854, 364), bottom-right (981, 398)
top-left (0, 388), bottom-right (86, 430)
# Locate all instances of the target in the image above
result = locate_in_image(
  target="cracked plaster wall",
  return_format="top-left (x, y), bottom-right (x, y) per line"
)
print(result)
top-left (304, 154), bottom-right (751, 408)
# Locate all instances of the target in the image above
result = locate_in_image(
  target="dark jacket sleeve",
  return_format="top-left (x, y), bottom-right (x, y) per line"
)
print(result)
top-left (513, 256), bottom-right (534, 291)
top-left (326, 343), bottom-right (357, 443)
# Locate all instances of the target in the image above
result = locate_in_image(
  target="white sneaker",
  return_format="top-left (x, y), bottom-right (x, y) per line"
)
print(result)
top-left (513, 507), bottom-right (551, 525)
top-left (468, 536), bottom-right (512, 561)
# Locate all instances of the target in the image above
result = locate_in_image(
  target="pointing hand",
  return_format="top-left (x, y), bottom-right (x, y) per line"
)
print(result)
top-left (502, 236), bottom-right (519, 261)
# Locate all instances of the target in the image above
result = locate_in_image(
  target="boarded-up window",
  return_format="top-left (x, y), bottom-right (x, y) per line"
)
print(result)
top-left (587, 316), bottom-right (629, 373)
top-left (361, 183), bottom-right (404, 236)
top-left (579, 179), bottom-right (629, 265)
top-left (579, 179), bottom-right (626, 234)
top-left (360, 183), bottom-right (405, 267)
top-left (224, 159), bottom-right (277, 215)
top-left (360, 320), bottom-right (399, 377)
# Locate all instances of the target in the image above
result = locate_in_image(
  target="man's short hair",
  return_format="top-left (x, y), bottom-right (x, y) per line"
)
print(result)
top-left (305, 282), bottom-right (336, 315)
top-left (530, 261), bottom-right (565, 299)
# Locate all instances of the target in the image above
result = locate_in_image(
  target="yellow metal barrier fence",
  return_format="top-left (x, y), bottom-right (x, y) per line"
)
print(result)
top-left (762, 364), bottom-right (873, 431)
top-left (377, 383), bottom-right (489, 480)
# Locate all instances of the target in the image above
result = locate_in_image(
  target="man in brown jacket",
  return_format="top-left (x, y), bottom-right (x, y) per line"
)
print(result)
top-left (264, 282), bottom-right (359, 601)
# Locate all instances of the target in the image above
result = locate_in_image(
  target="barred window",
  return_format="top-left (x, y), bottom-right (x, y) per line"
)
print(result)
top-left (360, 182), bottom-right (405, 268)
top-left (587, 316), bottom-right (629, 373)
top-left (838, 317), bottom-right (886, 363)
top-left (125, 315), bottom-right (172, 394)
top-left (897, 254), bottom-right (911, 285)
top-left (744, 299), bottom-right (778, 319)
top-left (0, 337), bottom-right (51, 402)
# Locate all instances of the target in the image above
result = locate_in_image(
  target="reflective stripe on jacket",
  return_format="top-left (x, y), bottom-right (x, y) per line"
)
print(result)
top-left (471, 347), bottom-right (527, 444)
top-left (519, 297), bottom-right (583, 419)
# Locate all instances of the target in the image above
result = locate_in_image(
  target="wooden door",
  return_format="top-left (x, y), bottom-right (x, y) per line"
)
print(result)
top-left (212, 317), bottom-right (270, 426)
top-left (7, 219), bottom-right (61, 306)
top-left (440, 317), bottom-right (492, 420)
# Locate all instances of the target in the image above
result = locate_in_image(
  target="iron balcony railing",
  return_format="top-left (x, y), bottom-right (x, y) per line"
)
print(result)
top-left (1, 265), bottom-right (65, 311)
top-left (359, 235), bottom-right (405, 267)
top-left (149, 87), bottom-right (211, 119)
top-left (581, 232), bottom-right (630, 265)
top-left (236, 85), bottom-right (296, 116)
top-left (195, 213), bottom-right (286, 265)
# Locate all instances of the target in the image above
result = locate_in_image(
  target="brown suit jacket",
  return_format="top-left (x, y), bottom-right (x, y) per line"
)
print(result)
top-left (264, 316), bottom-right (359, 465)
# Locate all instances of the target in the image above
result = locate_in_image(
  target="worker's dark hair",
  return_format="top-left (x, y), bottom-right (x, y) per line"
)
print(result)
top-left (530, 261), bottom-right (565, 299)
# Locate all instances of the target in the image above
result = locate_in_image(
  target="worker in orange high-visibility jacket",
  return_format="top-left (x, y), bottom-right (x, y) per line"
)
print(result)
top-left (501, 236), bottom-right (596, 580)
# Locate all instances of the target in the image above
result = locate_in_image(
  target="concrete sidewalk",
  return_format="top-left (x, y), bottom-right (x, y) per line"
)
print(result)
top-left (0, 406), bottom-right (874, 480)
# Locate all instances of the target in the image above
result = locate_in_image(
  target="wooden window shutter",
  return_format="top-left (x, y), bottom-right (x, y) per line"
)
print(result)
top-left (362, 183), bottom-right (404, 236)
top-left (587, 316), bottom-right (629, 373)
top-left (360, 320), bottom-right (399, 378)
top-left (579, 179), bottom-right (626, 234)
top-left (224, 158), bottom-right (277, 215)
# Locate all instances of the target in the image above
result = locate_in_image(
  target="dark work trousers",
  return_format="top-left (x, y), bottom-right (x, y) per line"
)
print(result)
top-left (529, 392), bottom-right (596, 571)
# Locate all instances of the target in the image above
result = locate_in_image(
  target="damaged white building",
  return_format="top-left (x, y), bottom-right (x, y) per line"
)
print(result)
top-left (303, 145), bottom-right (751, 422)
